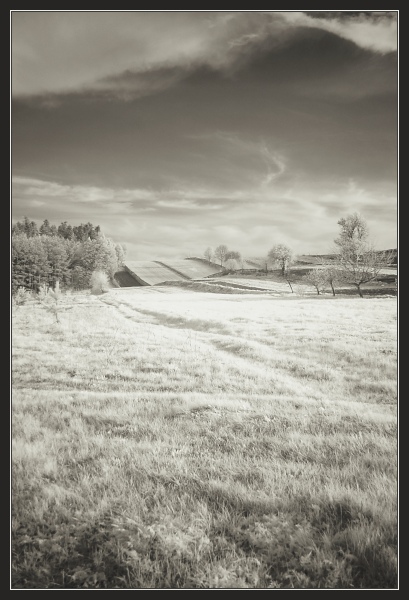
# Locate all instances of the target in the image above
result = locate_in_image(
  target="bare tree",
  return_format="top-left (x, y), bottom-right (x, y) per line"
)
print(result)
top-left (214, 244), bottom-right (228, 267)
top-left (268, 244), bottom-right (294, 276)
top-left (321, 265), bottom-right (342, 296)
top-left (339, 246), bottom-right (394, 298)
top-left (204, 247), bottom-right (213, 263)
top-left (334, 214), bottom-right (394, 297)
top-left (303, 269), bottom-right (327, 295)
top-left (282, 265), bottom-right (296, 293)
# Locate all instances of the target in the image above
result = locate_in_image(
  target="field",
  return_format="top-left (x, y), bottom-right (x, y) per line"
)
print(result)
top-left (11, 281), bottom-right (398, 589)
top-left (120, 259), bottom-right (223, 286)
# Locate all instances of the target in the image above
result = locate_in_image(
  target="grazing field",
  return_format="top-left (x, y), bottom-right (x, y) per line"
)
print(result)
top-left (11, 284), bottom-right (397, 589)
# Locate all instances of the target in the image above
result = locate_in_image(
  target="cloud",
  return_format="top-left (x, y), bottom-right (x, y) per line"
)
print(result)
top-left (12, 11), bottom-right (397, 99)
top-left (186, 131), bottom-right (287, 190)
top-left (12, 169), bottom-right (397, 261)
top-left (296, 11), bottom-right (397, 53)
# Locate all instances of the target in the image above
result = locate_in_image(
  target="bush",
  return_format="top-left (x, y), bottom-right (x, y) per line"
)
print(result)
top-left (12, 287), bottom-right (31, 307)
top-left (90, 271), bottom-right (109, 294)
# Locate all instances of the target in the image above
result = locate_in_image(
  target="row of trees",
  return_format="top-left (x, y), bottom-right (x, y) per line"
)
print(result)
top-left (204, 245), bottom-right (243, 270)
top-left (203, 214), bottom-right (396, 297)
top-left (12, 217), bottom-right (102, 242)
top-left (12, 218), bottom-right (126, 294)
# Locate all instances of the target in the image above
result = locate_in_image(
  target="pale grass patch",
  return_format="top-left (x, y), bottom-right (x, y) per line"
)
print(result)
top-left (12, 287), bottom-right (397, 589)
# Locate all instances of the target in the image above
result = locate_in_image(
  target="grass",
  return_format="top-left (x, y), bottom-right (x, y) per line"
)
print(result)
top-left (11, 283), bottom-right (398, 589)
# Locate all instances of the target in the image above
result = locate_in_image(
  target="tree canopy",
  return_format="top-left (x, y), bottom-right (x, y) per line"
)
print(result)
top-left (12, 219), bottom-right (126, 293)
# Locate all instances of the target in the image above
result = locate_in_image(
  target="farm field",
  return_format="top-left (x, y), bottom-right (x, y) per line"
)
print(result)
top-left (123, 261), bottom-right (187, 286)
top-left (11, 283), bottom-right (397, 589)
top-left (121, 259), bottom-right (224, 287)
top-left (155, 259), bottom-right (223, 279)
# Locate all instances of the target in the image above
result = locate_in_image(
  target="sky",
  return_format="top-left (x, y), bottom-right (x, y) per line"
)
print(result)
top-left (11, 10), bottom-right (398, 261)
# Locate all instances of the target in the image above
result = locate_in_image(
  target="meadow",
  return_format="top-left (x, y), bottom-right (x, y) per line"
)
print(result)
top-left (11, 281), bottom-right (398, 588)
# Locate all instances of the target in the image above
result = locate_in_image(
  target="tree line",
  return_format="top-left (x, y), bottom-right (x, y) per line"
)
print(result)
top-left (12, 218), bottom-right (126, 294)
top-left (203, 214), bottom-right (396, 297)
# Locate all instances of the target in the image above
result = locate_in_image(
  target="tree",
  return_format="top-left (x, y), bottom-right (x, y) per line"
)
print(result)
top-left (334, 213), bottom-right (393, 298)
top-left (225, 258), bottom-right (239, 271)
top-left (335, 213), bottom-right (368, 258)
top-left (214, 244), bottom-right (228, 267)
top-left (239, 256), bottom-right (246, 273)
top-left (321, 265), bottom-right (341, 296)
top-left (12, 216), bottom-right (39, 238)
top-left (42, 236), bottom-right (72, 288)
top-left (204, 247), bottom-right (213, 263)
top-left (268, 244), bottom-right (294, 276)
top-left (225, 250), bottom-right (241, 262)
top-left (73, 222), bottom-right (100, 242)
top-left (58, 221), bottom-right (74, 240)
top-left (74, 233), bottom-right (120, 287)
top-left (339, 246), bottom-right (394, 298)
top-left (12, 233), bottom-right (49, 292)
top-left (39, 219), bottom-right (52, 236)
top-left (303, 269), bottom-right (327, 295)
top-left (115, 243), bottom-right (126, 268)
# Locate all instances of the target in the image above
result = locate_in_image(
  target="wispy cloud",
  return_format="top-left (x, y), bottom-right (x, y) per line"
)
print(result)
top-left (186, 131), bottom-right (287, 189)
top-left (259, 142), bottom-right (286, 186)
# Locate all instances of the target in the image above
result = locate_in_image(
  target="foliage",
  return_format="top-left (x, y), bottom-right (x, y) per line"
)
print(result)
top-left (225, 250), bottom-right (241, 262)
top-left (90, 270), bottom-right (110, 294)
top-left (12, 287), bottom-right (31, 308)
top-left (225, 258), bottom-right (240, 271)
top-left (268, 244), bottom-right (294, 276)
top-left (42, 236), bottom-right (72, 288)
top-left (115, 243), bottom-right (126, 268)
top-left (57, 221), bottom-right (74, 240)
top-left (12, 233), bottom-right (50, 293)
top-left (12, 219), bottom-right (122, 293)
top-left (79, 235), bottom-right (119, 284)
top-left (12, 216), bottom-right (39, 238)
top-left (334, 213), bottom-right (368, 262)
top-left (72, 222), bottom-right (101, 242)
top-left (39, 219), bottom-right (57, 237)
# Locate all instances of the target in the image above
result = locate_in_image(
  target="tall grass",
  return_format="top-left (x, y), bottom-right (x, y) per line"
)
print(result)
top-left (11, 287), bottom-right (397, 588)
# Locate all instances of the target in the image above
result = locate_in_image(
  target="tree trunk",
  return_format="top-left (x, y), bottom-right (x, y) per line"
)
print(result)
top-left (286, 279), bottom-right (294, 293)
top-left (330, 282), bottom-right (336, 296)
top-left (356, 284), bottom-right (364, 298)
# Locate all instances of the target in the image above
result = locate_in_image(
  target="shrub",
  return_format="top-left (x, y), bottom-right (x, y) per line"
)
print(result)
top-left (12, 286), bottom-right (31, 307)
top-left (90, 270), bottom-right (109, 294)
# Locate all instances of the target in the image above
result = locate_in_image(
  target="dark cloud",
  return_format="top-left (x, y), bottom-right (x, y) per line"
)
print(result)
top-left (11, 11), bottom-right (397, 258)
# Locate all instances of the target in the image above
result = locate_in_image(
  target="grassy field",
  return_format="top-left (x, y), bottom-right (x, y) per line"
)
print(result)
top-left (11, 282), bottom-right (398, 589)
